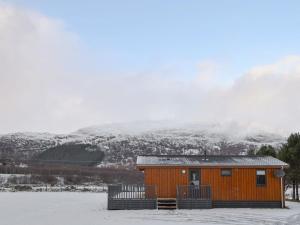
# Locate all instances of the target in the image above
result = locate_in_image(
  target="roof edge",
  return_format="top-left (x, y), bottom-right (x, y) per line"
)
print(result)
top-left (137, 154), bottom-right (277, 158)
top-left (136, 164), bottom-right (289, 168)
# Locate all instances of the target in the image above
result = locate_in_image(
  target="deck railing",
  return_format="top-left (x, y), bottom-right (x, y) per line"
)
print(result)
top-left (108, 184), bottom-right (157, 200)
top-left (177, 185), bottom-right (211, 200)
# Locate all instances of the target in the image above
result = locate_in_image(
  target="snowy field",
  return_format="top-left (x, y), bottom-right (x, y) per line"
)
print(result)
top-left (0, 192), bottom-right (300, 225)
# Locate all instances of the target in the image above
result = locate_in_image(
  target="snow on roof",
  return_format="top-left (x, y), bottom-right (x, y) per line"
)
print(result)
top-left (136, 155), bottom-right (288, 167)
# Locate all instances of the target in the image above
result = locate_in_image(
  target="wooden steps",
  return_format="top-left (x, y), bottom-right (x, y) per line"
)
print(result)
top-left (157, 198), bottom-right (177, 209)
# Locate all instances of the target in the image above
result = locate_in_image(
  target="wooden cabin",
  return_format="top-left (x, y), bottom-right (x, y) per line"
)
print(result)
top-left (136, 155), bottom-right (288, 208)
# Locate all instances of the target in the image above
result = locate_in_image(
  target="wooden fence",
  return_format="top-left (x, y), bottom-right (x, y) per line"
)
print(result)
top-left (108, 184), bottom-right (157, 199)
top-left (177, 185), bottom-right (211, 200)
top-left (177, 185), bottom-right (212, 209)
top-left (107, 184), bottom-right (157, 210)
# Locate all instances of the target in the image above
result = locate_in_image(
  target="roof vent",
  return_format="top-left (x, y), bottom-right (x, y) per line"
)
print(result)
top-left (204, 150), bottom-right (208, 161)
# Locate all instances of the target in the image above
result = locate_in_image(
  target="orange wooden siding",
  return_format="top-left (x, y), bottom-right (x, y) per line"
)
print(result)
top-left (143, 167), bottom-right (282, 200)
top-left (201, 167), bottom-right (281, 201)
top-left (144, 167), bottom-right (188, 198)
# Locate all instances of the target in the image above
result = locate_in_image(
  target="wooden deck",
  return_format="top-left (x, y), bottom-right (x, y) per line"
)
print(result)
top-left (107, 184), bottom-right (212, 210)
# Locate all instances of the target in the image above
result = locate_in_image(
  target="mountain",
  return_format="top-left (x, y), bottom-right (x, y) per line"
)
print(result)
top-left (0, 122), bottom-right (286, 167)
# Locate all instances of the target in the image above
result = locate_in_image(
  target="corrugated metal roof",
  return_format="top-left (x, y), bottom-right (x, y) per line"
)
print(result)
top-left (136, 155), bottom-right (288, 167)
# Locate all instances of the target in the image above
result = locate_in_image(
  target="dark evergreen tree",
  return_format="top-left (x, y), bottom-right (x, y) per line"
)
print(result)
top-left (256, 145), bottom-right (277, 158)
top-left (278, 133), bottom-right (300, 201)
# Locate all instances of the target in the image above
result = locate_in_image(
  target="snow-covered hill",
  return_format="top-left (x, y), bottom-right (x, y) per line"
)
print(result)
top-left (0, 122), bottom-right (286, 166)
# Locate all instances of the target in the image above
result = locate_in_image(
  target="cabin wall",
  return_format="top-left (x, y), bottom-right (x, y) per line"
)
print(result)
top-left (201, 167), bottom-right (281, 201)
top-left (144, 167), bottom-right (188, 198)
top-left (143, 167), bottom-right (282, 201)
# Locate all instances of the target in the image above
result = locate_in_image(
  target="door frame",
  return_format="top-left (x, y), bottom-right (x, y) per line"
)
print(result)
top-left (189, 168), bottom-right (201, 186)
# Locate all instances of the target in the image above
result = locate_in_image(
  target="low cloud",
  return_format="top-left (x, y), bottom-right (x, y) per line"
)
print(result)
top-left (0, 3), bottom-right (300, 134)
top-left (215, 56), bottom-right (300, 134)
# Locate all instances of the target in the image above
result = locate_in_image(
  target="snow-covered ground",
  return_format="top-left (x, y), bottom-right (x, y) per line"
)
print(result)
top-left (0, 192), bottom-right (299, 225)
top-left (285, 187), bottom-right (300, 200)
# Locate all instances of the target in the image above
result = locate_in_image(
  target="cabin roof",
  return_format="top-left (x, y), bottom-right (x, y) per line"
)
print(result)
top-left (136, 155), bottom-right (288, 167)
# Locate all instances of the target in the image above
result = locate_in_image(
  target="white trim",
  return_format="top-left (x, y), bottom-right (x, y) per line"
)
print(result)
top-left (256, 170), bottom-right (266, 175)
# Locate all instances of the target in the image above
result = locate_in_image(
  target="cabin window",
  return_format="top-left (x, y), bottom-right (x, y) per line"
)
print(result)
top-left (256, 170), bottom-right (266, 186)
top-left (221, 169), bottom-right (232, 176)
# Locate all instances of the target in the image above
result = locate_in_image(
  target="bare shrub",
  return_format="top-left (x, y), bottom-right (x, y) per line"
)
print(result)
top-left (14, 185), bottom-right (32, 191)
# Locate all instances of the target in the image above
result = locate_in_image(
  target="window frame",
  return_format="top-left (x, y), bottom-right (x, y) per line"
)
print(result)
top-left (220, 168), bottom-right (232, 177)
top-left (256, 169), bottom-right (267, 187)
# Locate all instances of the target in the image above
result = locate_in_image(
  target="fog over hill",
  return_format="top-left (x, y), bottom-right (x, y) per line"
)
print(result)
top-left (0, 121), bottom-right (286, 167)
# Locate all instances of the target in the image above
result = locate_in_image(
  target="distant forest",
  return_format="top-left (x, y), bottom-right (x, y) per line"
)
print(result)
top-left (35, 144), bottom-right (104, 166)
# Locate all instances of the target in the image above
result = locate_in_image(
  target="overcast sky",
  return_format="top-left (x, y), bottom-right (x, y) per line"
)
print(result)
top-left (1, 1), bottom-right (300, 134)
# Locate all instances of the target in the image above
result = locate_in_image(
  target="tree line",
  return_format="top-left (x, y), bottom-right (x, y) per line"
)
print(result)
top-left (249, 133), bottom-right (300, 201)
